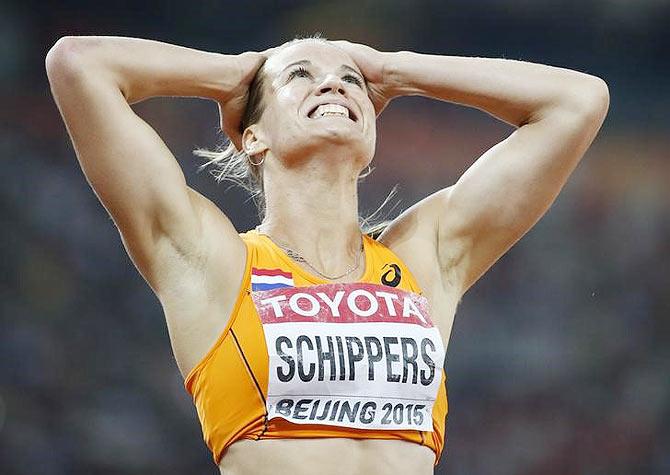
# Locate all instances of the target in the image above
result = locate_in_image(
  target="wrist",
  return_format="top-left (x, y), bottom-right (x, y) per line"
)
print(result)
top-left (383, 51), bottom-right (423, 97)
top-left (215, 51), bottom-right (265, 103)
top-left (199, 52), bottom-right (244, 103)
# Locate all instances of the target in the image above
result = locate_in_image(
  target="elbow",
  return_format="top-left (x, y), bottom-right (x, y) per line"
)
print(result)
top-left (580, 75), bottom-right (610, 121)
top-left (46, 37), bottom-right (79, 68)
top-left (46, 37), bottom-right (83, 81)
top-left (532, 74), bottom-right (610, 128)
top-left (45, 36), bottom-right (99, 82)
top-left (537, 75), bottom-right (610, 144)
top-left (564, 75), bottom-right (610, 124)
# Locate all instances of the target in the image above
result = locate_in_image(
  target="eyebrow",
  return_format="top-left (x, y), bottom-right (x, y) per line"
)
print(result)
top-left (280, 60), bottom-right (364, 80)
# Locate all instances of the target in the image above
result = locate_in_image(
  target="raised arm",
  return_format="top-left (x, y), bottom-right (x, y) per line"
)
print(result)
top-left (338, 42), bottom-right (609, 296)
top-left (45, 36), bottom-right (262, 296)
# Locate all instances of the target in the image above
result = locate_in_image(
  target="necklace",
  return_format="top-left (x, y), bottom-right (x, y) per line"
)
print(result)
top-left (256, 227), bottom-right (364, 281)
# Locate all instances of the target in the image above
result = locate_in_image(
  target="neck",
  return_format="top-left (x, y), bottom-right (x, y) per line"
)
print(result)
top-left (258, 153), bottom-right (365, 280)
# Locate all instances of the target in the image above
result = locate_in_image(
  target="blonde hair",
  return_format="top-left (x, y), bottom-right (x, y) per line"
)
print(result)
top-left (194, 34), bottom-right (395, 236)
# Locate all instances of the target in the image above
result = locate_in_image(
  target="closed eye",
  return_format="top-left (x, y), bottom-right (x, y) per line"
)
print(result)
top-left (287, 67), bottom-right (364, 88)
top-left (287, 66), bottom-right (312, 81)
top-left (343, 74), bottom-right (364, 87)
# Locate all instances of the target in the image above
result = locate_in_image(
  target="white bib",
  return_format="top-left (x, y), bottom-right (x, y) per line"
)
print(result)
top-left (252, 282), bottom-right (445, 431)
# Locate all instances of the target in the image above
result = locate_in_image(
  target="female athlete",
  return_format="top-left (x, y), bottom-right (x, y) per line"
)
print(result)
top-left (46, 35), bottom-right (609, 474)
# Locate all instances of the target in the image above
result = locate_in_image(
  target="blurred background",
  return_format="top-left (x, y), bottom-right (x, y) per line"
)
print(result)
top-left (2, 0), bottom-right (669, 474)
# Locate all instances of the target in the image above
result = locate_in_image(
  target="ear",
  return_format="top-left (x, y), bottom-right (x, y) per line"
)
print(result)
top-left (242, 125), bottom-right (269, 157)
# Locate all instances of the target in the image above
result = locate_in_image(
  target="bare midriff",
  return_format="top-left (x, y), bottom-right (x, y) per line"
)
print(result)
top-left (218, 438), bottom-right (435, 475)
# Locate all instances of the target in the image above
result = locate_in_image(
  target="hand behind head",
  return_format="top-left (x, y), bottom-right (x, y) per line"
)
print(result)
top-left (219, 48), bottom-right (277, 150)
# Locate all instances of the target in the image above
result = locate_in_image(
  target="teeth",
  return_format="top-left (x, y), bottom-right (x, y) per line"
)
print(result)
top-left (311, 104), bottom-right (350, 119)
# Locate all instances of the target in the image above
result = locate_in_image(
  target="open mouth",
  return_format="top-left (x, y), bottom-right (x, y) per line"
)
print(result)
top-left (307, 103), bottom-right (358, 122)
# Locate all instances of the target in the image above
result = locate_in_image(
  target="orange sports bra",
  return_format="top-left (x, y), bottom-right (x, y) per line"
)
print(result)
top-left (184, 230), bottom-right (448, 466)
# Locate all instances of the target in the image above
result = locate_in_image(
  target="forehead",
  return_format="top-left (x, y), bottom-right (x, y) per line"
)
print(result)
top-left (265, 41), bottom-right (360, 78)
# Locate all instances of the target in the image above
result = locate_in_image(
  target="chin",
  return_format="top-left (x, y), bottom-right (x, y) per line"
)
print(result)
top-left (315, 132), bottom-right (370, 154)
top-left (277, 134), bottom-right (371, 166)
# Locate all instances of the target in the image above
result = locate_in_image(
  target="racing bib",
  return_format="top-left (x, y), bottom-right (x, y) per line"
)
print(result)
top-left (251, 281), bottom-right (445, 432)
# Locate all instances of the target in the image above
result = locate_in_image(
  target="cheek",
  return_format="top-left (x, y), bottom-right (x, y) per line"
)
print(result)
top-left (276, 86), bottom-right (305, 111)
top-left (261, 95), bottom-right (299, 137)
top-left (276, 86), bottom-right (297, 100)
top-left (364, 96), bottom-right (376, 117)
top-left (270, 89), bottom-right (306, 131)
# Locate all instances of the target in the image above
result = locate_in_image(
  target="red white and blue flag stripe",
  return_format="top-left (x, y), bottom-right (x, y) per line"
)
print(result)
top-left (251, 268), bottom-right (295, 291)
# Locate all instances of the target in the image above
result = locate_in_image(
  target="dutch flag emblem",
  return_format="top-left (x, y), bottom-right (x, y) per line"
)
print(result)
top-left (251, 268), bottom-right (295, 292)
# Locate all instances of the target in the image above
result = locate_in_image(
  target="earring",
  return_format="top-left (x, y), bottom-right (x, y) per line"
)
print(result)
top-left (248, 154), bottom-right (265, 166)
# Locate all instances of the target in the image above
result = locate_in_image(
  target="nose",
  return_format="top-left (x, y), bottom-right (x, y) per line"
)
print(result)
top-left (316, 74), bottom-right (346, 96)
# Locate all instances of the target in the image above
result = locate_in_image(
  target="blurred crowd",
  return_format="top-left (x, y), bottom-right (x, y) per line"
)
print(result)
top-left (2, 1), bottom-right (669, 474)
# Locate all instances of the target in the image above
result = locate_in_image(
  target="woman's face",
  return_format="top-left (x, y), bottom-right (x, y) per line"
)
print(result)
top-left (254, 40), bottom-right (377, 170)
